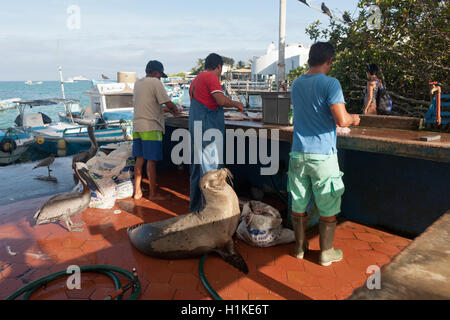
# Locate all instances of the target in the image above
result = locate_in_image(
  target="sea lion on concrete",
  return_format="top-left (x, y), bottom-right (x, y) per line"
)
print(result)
top-left (127, 168), bottom-right (248, 274)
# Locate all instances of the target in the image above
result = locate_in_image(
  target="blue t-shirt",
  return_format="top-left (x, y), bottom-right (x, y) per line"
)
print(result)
top-left (291, 73), bottom-right (345, 155)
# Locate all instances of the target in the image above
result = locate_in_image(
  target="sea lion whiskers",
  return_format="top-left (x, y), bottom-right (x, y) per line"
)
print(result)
top-left (223, 168), bottom-right (234, 187)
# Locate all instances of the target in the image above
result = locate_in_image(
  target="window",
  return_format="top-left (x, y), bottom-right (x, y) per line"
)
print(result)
top-left (105, 94), bottom-right (133, 110)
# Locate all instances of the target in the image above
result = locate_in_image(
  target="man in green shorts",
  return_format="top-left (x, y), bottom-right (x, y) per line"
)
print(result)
top-left (288, 42), bottom-right (360, 266)
top-left (132, 60), bottom-right (181, 200)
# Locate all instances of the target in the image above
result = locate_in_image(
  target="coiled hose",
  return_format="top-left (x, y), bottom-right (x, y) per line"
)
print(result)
top-left (6, 265), bottom-right (141, 300)
top-left (198, 254), bottom-right (223, 300)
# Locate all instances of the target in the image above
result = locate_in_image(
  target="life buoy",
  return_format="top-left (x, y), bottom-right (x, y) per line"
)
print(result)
top-left (0, 137), bottom-right (17, 153)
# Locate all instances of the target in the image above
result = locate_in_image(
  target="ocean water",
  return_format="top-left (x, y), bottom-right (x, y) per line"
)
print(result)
top-left (0, 80), bottom-right (259, 130)
top-left (0, 81), bottom-right (192, 129)
top-left (0, 81), bottom-right (92, 129)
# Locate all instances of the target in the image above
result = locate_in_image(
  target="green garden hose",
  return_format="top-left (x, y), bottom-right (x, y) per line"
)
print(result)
top-left (6, 265), bottom-right (141, 300)
top-left (198, 254), bottom-right (223, 300)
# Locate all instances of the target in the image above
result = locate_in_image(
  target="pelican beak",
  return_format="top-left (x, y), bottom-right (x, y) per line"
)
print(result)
top-left (88, 175), bottom-right (104, 197)
top-left (78, 167), bottom-right (104, 196)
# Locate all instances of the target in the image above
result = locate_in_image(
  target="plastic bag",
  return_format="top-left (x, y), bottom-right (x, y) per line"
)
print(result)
top-left (114, 156), bottom-right (135, 200)
top-left (236, 200), bottom-right (295, 247)
top-left (87, 143), bottom-right (134, 208)
top-left (88, 170), bottom-right (118, 209)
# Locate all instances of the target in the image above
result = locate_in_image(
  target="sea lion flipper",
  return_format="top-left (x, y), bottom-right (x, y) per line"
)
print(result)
top-left (213, 241), bottom-right (249, 274)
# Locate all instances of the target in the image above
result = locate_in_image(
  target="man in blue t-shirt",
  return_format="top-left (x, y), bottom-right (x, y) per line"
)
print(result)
top-left (288, 42), bottom-right (360, 267)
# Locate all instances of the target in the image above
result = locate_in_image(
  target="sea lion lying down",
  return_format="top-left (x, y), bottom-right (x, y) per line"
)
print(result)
top-left (128, 168), bottom-right (248, 274)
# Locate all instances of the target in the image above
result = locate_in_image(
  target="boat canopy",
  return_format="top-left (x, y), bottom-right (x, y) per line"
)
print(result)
top-left (16, 99), bottom-right (80, 107)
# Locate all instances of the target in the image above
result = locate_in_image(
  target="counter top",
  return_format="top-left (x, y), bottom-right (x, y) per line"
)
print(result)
top-left (165, 117), bottom-right (450, 163)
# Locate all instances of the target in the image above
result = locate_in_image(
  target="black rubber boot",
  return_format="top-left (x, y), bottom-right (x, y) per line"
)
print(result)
top-left (319, 220), bottom-right (343, 266)
top-left (291, 215), bottom-right (308, 259)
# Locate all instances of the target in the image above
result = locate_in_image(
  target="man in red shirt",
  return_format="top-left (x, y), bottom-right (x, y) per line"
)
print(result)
top-left (188, 53), bottom-right (244, 212)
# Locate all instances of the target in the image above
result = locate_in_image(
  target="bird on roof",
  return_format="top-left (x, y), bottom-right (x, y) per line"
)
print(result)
top-left (101, 74), bottom-right (110, 80)
top-left (343, 12), bottom-right (352, 23)
top-left (33, 155), bottom-right (55, 177)
top-left (321, 2), bottom-right (333, 18)
top-left (298, 0), bottom-right (309, 6)
top-left (34, 162), bottom-right (103, 232)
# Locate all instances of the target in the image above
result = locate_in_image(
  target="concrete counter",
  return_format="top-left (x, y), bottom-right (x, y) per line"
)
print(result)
top-left (163, 116), bottom-right (450, 236)
top-left (165, 117), bottom-right (450, 163)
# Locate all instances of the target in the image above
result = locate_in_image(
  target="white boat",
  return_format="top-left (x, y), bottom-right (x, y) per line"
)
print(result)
top-left (72, 76), bottom-right (90, 81)
top-left (0, 98), bottom-right (21, 111)
top-left (25, 81), bottom-right (43, 85)
top-left (64, 78), bottom-right (75, 83)
top-left (0, 127), bottom-right (35, 165)
top-left (15, 99), bottom-right (131, 158)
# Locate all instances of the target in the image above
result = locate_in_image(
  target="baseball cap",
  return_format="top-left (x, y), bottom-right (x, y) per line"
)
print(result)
top-left (145, 60), bottom-right (168, 78)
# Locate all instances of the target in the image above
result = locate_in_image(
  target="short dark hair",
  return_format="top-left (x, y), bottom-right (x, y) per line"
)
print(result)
top-left (307, 42), bottom-right (335, 67)
top-left (205, 53), bottom-right (224, 70)
top-left (367, 63), bottom-right (379, 76)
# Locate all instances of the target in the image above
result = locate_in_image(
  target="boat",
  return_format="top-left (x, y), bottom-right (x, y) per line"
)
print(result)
top-left (0, 98), bottom-right (21, 111)
top-left (0, 127), bottom-right (35, 165)
top-left (63, 78), bottom-right (75, 83)
top-left (14, 99), bottom-right (131, 158)
top-left (163, 78), bottom-right (186, 105)
top-left (24, 81), bottom-right (43, 85)
top-left (59, 80), bottom-right (135, 131)
top-left (72, 76), bottom-right (90, 82)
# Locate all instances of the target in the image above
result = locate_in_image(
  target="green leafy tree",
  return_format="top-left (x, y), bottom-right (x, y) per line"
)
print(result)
top-left (236, 61), bottom-right (246, 69)
top-left (222, 56), bottom-right (235, 68)
top-left (288, 64), bottom-right (308, 81)
top-left (305, 0), bottom-right (449, 116)
top-left (190, 59), bottom-right (205, 75)
top-left (169, 72), bottom-right (186, 78)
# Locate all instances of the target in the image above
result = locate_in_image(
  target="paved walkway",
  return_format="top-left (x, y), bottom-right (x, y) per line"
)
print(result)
top-left (0, 170), bottom-right (412, 300)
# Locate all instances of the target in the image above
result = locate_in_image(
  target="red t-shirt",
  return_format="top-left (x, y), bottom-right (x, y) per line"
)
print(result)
top-left (189, 71), bottom-right (223, 110)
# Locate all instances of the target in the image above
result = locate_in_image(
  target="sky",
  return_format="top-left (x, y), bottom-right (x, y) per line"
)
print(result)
top-left (0, 0), bottom-right (360, 81)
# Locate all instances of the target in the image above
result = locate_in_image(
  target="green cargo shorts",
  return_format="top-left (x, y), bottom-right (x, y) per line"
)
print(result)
top-left (287, 152), bottom-right (345, 217)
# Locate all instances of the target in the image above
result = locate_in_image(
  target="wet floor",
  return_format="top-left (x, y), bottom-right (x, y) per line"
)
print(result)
top-left (0, 157), bottom-right (75, 206)
top-left (0, 169), bottom-right (413, 300)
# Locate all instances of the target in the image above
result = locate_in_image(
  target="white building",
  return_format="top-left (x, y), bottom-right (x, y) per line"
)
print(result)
top-left (251, 42), bottom-right (310, 80)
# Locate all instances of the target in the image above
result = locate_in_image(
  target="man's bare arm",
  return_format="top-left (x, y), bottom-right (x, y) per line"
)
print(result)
top-left (162, 100), bottom-right (182, 115)
top-left (212, 92), bottom-right (245, 112)
top-left (330, 103), bottom-right (360, 127)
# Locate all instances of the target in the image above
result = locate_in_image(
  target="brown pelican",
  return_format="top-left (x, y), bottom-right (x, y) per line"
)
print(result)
top-left (34, 162), bottom-right (103, 232)
top-left (101, 74), bottom-right (110, 80)
top-left (72, 125), bottom-right (98, 185)
top-left (33, 155), bottom-right (55, 177)
top-left (72, 126), bottom-right (98, 164)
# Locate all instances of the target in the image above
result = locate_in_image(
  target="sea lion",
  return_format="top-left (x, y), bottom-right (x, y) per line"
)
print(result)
top-left (127, 168), bottom-right (248, 274)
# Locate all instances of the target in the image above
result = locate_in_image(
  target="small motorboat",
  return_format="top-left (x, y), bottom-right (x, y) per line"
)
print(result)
top-left (14, 99), bottom-right (131, 158)
top-left (0, 127), bottom-right (35, 165)
top-left (25, 81), bottom-right (43, 85)
top-left (0, 98), bottom-right (21, 111)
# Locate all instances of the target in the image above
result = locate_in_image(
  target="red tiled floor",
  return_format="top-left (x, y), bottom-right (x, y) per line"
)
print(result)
top-left (286, 271), bottom-right (320, 287)
top-left (0, 169), bottom-right (413, 300)
top-left (370, 242), bottom-right (403, 257)
top-left (354, 232), bottom-right (384, 243)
